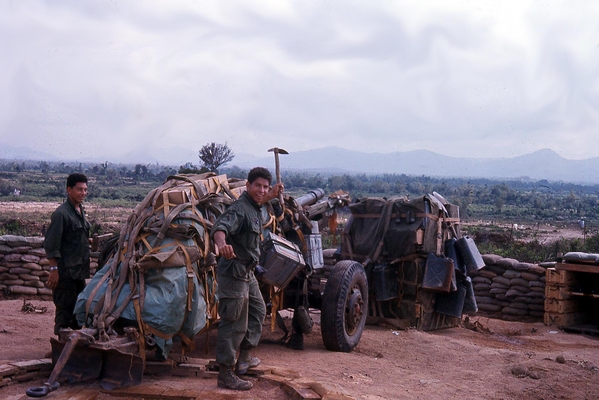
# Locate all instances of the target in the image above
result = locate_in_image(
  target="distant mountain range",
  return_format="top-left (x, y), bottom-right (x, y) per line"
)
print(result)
top-left (230, 147), bottom-right (599, 185)
top-left (2, 144), bottom-right (599, 185)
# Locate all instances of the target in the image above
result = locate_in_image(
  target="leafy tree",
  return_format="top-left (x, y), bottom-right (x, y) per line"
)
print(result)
top-left (39, 161), bottom-right (50, 174)
top-left (134, 164), bottom-right (148, 177)
top-left (198, 142), bottom-right (234, 173)
top-left (178, 162), bottom-right (207, 174)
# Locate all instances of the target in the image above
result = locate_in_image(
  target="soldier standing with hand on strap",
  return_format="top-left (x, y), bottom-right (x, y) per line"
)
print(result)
top-left (211, 167), bottom-right (283, 391)
top-left (44, 173), bottom-right (91, 336)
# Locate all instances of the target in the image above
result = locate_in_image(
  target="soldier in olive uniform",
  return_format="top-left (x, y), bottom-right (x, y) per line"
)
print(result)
top-left (211, 167), bottom-right (283, 391)
top-left (44, 173), bottom-right (91, 336)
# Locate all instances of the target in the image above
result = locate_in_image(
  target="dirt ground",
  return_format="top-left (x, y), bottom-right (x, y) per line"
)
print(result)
top-left (1, 202), bottom-right (597, 399)
top-left (1, 298), bottom-right (598, 400)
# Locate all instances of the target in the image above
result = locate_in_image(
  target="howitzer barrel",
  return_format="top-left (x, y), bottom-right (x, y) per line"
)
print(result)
top-left (295, 188), bottom-right (325, 208)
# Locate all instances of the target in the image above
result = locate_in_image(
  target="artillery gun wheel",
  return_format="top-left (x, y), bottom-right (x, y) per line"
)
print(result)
top-left (321, 260), bottom-right (368, 352)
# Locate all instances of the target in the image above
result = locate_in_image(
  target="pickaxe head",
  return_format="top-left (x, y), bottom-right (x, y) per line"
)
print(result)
top-left (268, 147), bottom-right (289, 155)
top-left (267, 147), bottom-right (288, 186)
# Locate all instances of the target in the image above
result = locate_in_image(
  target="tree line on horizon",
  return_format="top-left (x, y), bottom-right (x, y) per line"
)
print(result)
top-left (2, 156), bottom-right (599, 227)
top-left (2, 138), bottom-right (599, 229)
top-left (3, 143), bottom-right (599, 263)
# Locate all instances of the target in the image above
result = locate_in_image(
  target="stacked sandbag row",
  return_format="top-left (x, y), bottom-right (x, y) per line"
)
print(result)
top-left (0, 235), bottom-right (99, 297)
top-left (469, 254), bottom-right (547, 320)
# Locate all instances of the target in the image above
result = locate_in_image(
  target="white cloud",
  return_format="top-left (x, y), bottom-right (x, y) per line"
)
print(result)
top-left (0, 0), bottom-right (597, 164)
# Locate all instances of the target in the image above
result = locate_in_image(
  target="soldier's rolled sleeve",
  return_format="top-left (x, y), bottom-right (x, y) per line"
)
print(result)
top-left (210, 207), bottom-right (243, 239)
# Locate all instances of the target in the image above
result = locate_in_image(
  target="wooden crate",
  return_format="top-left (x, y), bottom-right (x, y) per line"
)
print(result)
top-left (545, 284), bottom-right (572, 300)
top-left (544, 312), bottom-right (593, 327)
top-left (556, 262), bottom-right (599, 273)
top-left (546, 268), bottom-right (579, 285)
top-left (544, 298), bottom-right (583, 314)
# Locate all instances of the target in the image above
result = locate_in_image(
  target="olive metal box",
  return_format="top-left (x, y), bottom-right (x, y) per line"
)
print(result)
top-left (260, 232), bottom-right (306, 289)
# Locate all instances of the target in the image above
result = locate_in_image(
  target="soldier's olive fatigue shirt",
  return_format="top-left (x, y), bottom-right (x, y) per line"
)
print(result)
top-left (211, 191), bottom-right (262, 287)
top-left (44, 198), bottom-right (91, 281)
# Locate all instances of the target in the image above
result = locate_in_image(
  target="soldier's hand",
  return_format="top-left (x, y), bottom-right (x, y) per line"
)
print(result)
top-left (215, 242), bottom-right (236, 260)
top-left (274, 183), bottom-right (284, 196)
top-left (47, 270), bottom-right (59, 290)
top-left (265, 183), bottom-right (284, 203)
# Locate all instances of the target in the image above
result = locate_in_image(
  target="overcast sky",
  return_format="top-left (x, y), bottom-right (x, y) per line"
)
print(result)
top-left (1, 0), bottom-right (597, 165)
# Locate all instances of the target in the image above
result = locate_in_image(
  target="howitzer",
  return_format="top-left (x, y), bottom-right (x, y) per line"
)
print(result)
top-left (31, 173), bottom-right (357, 396)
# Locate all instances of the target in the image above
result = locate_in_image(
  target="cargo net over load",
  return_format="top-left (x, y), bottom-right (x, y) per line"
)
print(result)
top-left (340, 192), bottom-right (484, 331)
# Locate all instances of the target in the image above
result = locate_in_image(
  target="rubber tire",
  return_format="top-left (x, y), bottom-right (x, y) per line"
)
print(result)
top-left (26, 385), bottom-right (51, 397)
top-left (321, 260), bottom-right (368, 352)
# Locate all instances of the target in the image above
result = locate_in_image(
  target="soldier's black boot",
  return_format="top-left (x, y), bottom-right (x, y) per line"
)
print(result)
top-left (287, 331), bottom-right (304, 350)
top-left (235, 349), bottom-right (261, 375)
top-left (218, 364), bottom-right (253, 390)
top-left (287, 314), bottom-right (305, 350)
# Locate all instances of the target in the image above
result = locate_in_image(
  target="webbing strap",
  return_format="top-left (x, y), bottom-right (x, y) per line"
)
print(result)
top-left (96, 194), bottom-right (157, 333)
top-left (270, 286), bottom-right (283, 332)
top-left (363, 199), bottom-right (394, 266)
top-left (152, 202), bottom-right (192, 248)
top-left (179, 245), bottom-right (195, 313)
top-left (436, 211), bottom-right (443, 256)
top-left (189, 198), bottom-right (211, 266)
top-left (262, 213), bottom-right (276, 233)
top-left (342, 215), bottom-right (355, 260)
top-left (144, 323), bottom-right (175, 340)
top-left (142, 323), bottom-right (195, 353)
top-left (178, 331), bottom-right (195, 353)
top-left (131, 296), bottom-right (146, 362)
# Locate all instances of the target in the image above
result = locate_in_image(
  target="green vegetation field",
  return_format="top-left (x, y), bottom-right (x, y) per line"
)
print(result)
top-left (2, 159), bottom-right (599, 263)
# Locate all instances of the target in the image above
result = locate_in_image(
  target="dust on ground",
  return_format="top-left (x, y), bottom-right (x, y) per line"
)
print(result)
top-left (1, 299), bottom-right (598, 400)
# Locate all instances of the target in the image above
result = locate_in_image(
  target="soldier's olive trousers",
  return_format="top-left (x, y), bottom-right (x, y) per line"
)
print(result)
top-left (53, 278), bottom-right (86, 336)
top-left (216, 271), bottom-right (266, 366)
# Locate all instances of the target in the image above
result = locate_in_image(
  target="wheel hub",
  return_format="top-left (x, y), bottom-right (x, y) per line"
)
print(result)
top-left (346, 286), bottom-right (364, 333)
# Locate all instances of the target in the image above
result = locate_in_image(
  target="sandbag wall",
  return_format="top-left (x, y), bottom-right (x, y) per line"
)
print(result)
top-left (470, 254), bottom-right (548, 320)
top-left (0, 235), bottom-right (99, 297)
top-left (2, 234), bottom-right (550, 323)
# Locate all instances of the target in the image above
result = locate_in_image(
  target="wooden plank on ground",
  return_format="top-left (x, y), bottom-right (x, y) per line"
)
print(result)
top-left (106, 383), bottom-right (168, 398)
top-left (144, 360), bottom-right (174, 375)
top-left (172, 364), bottom-right (215, 379)
top-left (282, 381), bottom-right (322, 400)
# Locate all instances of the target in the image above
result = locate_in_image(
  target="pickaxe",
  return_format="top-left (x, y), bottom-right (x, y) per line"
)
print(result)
top-left (268, 147), bottom-right (288, 210)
